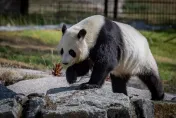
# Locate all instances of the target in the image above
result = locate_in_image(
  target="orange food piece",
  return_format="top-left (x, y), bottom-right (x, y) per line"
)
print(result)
top-left (52, 63), bottom-right (63, 76)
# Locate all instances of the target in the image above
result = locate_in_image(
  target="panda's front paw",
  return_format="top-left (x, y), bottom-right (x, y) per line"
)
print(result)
top-left (79, 83), bottom-right (100, 90)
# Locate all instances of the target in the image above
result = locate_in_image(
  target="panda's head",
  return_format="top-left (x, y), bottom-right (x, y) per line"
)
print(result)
top-left (58, 24), bottom-right (89, 66)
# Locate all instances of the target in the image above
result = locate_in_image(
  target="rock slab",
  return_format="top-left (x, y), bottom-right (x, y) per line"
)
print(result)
top-left (0, 98), bottom-right (22, 118)
top-left (132, 99), bottom-right (154, 118)
top-left (43, 86), bottom-right (135, 118)
top-left (0, 84), bottom-right (17, 100)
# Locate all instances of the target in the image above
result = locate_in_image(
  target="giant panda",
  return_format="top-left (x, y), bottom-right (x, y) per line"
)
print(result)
top-left (57, 15), bottom-right (164, 100)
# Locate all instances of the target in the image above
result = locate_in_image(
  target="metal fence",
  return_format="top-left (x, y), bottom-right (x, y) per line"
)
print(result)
top-left (115, 0), bottom-right (176, 25)
top-left (0, 0), bottom-right (176, 27)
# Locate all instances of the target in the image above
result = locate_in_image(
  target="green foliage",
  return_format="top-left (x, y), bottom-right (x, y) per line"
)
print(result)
top-left (0, 30), bottom-right (62, 70)
top-left (141, 30), bottom-right (176, 59)
top-left (0, 46), bottom-right (60, 70)
top-left (0, 11), bottom-right (97, 26)
top-left (0, 14), bottom-right (59, 26)
top-left (123, 1), bottom-right (149, 12)
top-left (0, 30), bottom-right (62, 46)
top-left (18, 30), bottom-right (62, 46)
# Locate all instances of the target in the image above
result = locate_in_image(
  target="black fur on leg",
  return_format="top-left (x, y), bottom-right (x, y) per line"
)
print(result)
top-left (110, 74), bottom-right (130, 95)
top-left (79, 62), bottom-right (114, 90)
top-left (66, 66), bottom-right (77, 84)
top-left (79, 18), bottom-right (123, 90)
top-left (66, 59), bottom-right (92, 84)
top-left (138, 72), bottom-right (164, 100)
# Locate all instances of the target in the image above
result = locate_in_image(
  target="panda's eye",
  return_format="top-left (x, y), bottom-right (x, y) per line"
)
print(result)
top-left (60, 48), bottom-right (64, 55)
top-left (69, 49), bottom-right (76, 57)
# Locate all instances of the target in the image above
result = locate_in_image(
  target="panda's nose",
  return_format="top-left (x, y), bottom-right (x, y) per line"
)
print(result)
top-left (62, 62), bottom-right (68, 65)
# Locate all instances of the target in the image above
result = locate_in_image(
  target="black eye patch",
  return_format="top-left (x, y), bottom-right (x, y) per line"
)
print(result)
top-left (60, 48), bottom-right (64, 55)
top-left (69, 49), bottom-right (76, 57)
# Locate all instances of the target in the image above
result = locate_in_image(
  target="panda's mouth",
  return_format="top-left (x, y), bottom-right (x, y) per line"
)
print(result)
top-left (61, 62), bottom-right (73, 68)
top-left (68, 60), bottom-right (77, 66)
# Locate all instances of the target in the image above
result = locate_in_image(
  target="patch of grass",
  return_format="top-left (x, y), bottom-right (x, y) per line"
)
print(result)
top-left (154, 101), bottom-right (176, 118)
top-left (140, 30), bottom-right (176, 60)
top-left (0, 46), bottom-right (60, 70)
top-left (18, 30), bottom-right (62, 46)
top-left (0, 11), bottom-right (97, 26)
top-left (0, 30), bottom-right (62, 46)
top-left (0, 69), bottom-right (44, 85)
top-left (0, 14), bottom-right (60, 26)
top-left (141, 30), bottom-right (176, 43)
top-left (0, 58), bottom-right (39, 70)
top-left (0, 30), bottom-right (62, 70)
top-left (163, 73), bottom-right (176, 94)
top-left (157, 62), bottom-right (176, 80)
top-left (22, 74), bottom-right (43, 80)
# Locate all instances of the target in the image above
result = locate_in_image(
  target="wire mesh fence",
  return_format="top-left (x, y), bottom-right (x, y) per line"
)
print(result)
top-left (0, 0), bottom-right (176, 27)
top-left (117, 0), bottom-right (176, 25)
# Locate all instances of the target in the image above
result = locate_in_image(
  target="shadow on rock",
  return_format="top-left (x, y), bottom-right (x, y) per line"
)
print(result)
top-left (0, 84), bottom-right (17, 100)
top-left (46, 85), bottom-right (78, 94)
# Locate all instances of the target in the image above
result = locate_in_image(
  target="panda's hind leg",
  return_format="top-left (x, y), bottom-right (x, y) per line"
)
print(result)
top-left (110, 74), bottom-right (130, 95)
top-left (138, 72), bottom-right (164, 100)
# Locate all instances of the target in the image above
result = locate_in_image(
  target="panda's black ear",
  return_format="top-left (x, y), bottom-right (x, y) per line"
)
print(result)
top-left (77, 29), bottom-right (87, 39)
top-left (62, 24), bottom-right (67, 35)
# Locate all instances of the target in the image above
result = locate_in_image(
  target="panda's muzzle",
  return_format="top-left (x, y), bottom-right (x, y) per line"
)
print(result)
top-left (62, 62), bottom-right (69, 65)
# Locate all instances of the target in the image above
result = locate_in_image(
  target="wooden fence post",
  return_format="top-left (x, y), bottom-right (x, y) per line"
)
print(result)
top-left (113, 0), bottom-right (118, 19)
top-left (20, 0), bottom-right (29, 15)
top-left (104, 0), bottom-right (108, 17)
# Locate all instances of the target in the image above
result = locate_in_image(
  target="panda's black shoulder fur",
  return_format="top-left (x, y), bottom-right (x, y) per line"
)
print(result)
top-left (89, 18), bottom-right (124, 62)
top-left (76, 18), bottom-right (125, 89)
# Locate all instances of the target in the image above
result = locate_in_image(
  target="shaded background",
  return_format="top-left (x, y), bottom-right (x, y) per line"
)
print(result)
top-left (0, 0), bottom-right (176, 29)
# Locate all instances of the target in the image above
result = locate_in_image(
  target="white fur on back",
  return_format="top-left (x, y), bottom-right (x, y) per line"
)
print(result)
top-left (69, 15), bottom-right (105, 49)
top-left (111, 22), bottom-right (158, 76)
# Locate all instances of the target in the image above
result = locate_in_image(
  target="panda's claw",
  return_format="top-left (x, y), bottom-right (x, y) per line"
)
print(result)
top-left (79, 83), bottom-right (100, 90)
